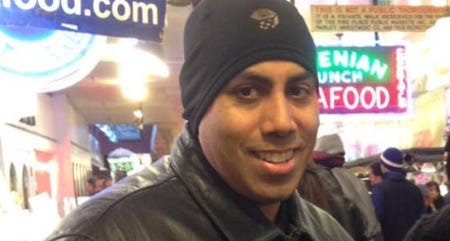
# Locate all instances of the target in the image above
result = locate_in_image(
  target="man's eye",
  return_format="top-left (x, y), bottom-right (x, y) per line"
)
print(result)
top-left (287, 85), bottom-right (309, 97)
top-left (236, 86), bottom-right (255, 97)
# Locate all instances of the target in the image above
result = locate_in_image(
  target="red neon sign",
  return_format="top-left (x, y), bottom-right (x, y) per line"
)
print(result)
top-left (317, 46), bottom-right (408, 114)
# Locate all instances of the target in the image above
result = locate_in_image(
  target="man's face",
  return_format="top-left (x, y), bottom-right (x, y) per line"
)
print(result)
top-left (86, 182), bottom-right (95, 196)
top-left (368, 169), bottom-right (382, 187)
top-left (198, 60), bottom-right (319, 204)
top-left (94, 178), bottom-right (106, 193)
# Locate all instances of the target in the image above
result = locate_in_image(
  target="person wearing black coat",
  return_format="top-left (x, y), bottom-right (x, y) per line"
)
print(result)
top-left (403, 204), bottom-right (450, 241)
top-left (44, 0), bottom-right (354, 240)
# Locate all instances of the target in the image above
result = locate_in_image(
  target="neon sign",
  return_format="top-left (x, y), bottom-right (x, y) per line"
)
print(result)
top-left (317, 46), bottom-right (408, 114)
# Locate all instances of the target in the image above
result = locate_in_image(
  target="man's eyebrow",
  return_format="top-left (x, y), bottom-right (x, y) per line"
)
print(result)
top-left (235, 70), bottom-right (315, 83)
top-left (234, 71), bottom-right (271, 84)
top-left (288, 71), bottom-right (315, 82)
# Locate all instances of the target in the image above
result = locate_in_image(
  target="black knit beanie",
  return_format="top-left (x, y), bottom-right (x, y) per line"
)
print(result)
top-left (179, 0), bottom-right (317, 137)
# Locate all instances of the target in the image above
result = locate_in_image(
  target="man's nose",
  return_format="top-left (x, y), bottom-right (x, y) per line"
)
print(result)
top-left (261, 94), bottom-right (296, 136)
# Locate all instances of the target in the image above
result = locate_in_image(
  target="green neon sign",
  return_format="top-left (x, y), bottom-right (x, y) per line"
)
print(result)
top-left (317, 47), bottom-right (392, 85)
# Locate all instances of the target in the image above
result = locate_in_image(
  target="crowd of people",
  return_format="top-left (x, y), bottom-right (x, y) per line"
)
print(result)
top-left (298, 134), bottom-right (450, 241)
top-left (43, 0), bottom-right (450, 240)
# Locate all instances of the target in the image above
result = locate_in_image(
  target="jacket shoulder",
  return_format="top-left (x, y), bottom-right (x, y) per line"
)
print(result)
top-left (297, 196), bottom-right (355, 241)
top-left (403, 204), bottom-right (450, 241)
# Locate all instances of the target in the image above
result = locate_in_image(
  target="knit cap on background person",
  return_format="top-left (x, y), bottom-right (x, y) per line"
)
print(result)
top-left (179, 0), bottom-right (317, 138)
top-left (380, 147), bottom-right (404, 172)
top-left (313, 133), bottom-right (346, 168)
top-left (300, 133), bottom-right (383, 240)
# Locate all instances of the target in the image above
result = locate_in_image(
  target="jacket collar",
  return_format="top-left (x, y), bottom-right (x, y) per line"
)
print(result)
top-left (170, 128), bottom-right (313, 241)
top-left (384, 170), bottom-right (407, 180)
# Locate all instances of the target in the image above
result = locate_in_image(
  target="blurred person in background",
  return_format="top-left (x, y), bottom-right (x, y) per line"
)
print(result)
top-left (446, 158), bottom-right (450, 204)
top-left (417, 184), bottom-right (433, 214)
top-left (371, 147), bottom-right (425, 241)
top-left (85, 173), bottom-right (113, 196)
top-left (404, 153), bottom-right (432, 186)
top-left (443, 124), bottom-right (450, 205)
top-left (85, 175), bottom-right (97, 196)
top-left (368, 162), bottom-right (383, 190)
top-left (298, 133), bottom-right (381, 241)
top-left (45, 0), bottom-right (354, 240)
top-left (113, 169), bottom-right (128, 183)
top-left (426, 181), bottom-right (445, 212)
top-left (445, 153), bottom-right (450, 205)
top-left (402, 204), bottom-right (450, 241)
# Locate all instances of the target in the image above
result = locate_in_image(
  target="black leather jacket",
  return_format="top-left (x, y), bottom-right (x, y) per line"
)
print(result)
top-left (45, 128), bottom-right (353, 241)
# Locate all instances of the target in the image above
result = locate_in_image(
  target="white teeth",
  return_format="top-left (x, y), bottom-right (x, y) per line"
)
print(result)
top-left (255, 150), bottom-right (294, 163)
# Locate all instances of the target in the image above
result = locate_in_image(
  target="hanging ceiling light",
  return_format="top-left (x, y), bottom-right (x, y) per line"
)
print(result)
top-left (133, 108), bottom-right (143, 119)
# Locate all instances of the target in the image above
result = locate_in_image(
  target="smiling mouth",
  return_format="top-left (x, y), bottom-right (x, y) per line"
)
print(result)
top-left (252, 149), bottom-right (296, 163)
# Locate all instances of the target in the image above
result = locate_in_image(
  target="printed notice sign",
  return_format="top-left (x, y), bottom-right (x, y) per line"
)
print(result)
top-left (311, 5), bottom-right (446, 32)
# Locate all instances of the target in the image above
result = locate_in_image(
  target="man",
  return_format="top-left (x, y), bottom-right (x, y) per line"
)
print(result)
top-left (45, 0), bottom-right (353, 240)
top-left (85, 176), bottom-right (97, 196)
top-left (368, 162), bottom-right (383, 189)
top-left (371, 147), bottom-right (424, 241)
top-left (85, 173), bottom-right (113, 196)
top-left (298, 134), bottom-right (381, 241)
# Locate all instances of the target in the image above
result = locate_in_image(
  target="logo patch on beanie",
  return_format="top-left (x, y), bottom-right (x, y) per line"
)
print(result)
top-left (250, 8), bottom-right (279, 30)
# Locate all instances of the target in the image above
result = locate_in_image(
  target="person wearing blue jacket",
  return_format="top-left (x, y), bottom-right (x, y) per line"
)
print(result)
top-left (371, 147), bottom-right (425, 241)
